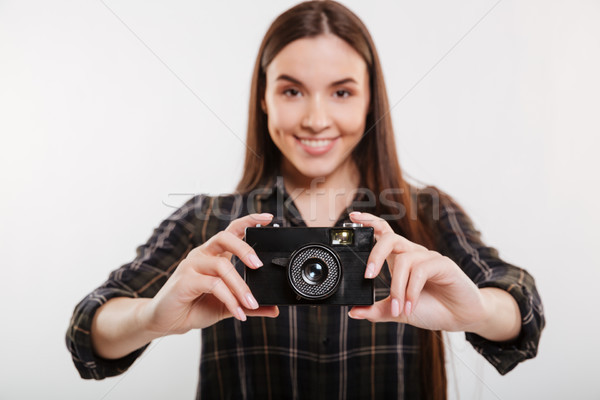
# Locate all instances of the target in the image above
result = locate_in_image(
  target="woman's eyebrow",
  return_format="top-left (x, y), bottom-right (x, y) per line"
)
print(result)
top-left (330, 77), bottom-right (358, 86)
top-left (275, 74), bottom-right (358, 87)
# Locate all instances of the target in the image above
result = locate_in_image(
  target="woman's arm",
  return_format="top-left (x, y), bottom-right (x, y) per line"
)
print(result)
top-left (347, 190), bottom-right (545, 374)
top-left (89, 214), bottom-right (279, 361)
top-left (471, 287), bottom-right (521, 342)
top-left (90, 297), bottom-right (156, 360)
top-left (345, 211), bottom-right (534, 342)
top-left (346, 213), bottom-right (517, 339)
top-left (66, 196), bottom-right (278, 379)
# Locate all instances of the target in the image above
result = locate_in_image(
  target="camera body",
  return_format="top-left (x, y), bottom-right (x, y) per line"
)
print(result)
top-left (240, 223), bottom-right (375, 306)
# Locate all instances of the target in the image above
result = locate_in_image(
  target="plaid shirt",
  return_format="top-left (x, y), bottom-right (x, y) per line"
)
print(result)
top-left (66, 176), bottom-right (544, 399)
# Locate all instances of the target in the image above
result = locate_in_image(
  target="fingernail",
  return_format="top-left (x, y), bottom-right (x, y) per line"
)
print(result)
top-left (349, 211), bottom-right (362, 217)
top-left (258, 213), bottom-right (273, 218)
top-left (405, 301), bottom-right (412, 316)
top-left (237, 307), bottom-right (247, 322)
top-left (391, 299), bottom-right (400, 317)
top-left (249, 254), bottom-right (263, 268)
top-left (365, 262), bottom-right (375, 279)
top-left (245, 292), bottom-right (259, 309)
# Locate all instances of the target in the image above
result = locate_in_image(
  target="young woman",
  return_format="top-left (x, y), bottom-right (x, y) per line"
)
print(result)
top-left (66, 1), bottom-right (544, 398)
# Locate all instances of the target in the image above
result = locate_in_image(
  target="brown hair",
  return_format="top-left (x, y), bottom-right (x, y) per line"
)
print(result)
top-left (236, 1), bottom-right (446, 398)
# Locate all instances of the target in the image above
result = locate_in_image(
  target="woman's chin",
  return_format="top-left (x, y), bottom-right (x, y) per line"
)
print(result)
top-left (284, 157), bottom-right (358, 184)
top-left (294, 165), bottom-right (335, 180)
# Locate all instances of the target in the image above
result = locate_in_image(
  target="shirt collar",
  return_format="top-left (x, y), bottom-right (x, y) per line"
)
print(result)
top-left (255, 170), bottom-right (376, 228)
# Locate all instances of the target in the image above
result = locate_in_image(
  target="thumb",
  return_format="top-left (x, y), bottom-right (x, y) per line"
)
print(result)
top-left (348, 298), bottom-right (399, 323)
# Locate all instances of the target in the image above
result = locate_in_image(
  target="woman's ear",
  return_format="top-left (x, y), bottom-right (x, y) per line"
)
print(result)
top-left (261, 99), bottom-right (268, 114)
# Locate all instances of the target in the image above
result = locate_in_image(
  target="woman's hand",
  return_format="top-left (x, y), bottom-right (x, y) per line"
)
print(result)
top-left (347, 212), bottom-right (520, 341)
top-left (91, 213), bottom-right (279, 360)
top-left (142, 213), bottom-right (279, 336)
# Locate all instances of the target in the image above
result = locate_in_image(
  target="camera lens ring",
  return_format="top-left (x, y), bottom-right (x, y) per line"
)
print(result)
top-left (287, 244), bottom-right (342, 300)
top-left (301, 259), bottom-right (327, 285)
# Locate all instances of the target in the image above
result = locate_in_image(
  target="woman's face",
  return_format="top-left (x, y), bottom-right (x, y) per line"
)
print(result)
top-left (263, 34), bottom-right (370, 182)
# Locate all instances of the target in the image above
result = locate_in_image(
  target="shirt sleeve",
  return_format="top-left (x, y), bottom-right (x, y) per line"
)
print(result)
top-left (420, 188), bottom-right (545, 375)
top-left (65, 194), bottom-right (211, 380)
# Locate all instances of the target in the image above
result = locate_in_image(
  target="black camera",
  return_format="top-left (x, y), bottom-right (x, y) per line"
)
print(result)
top-left (239, 223), bottom-right (375, 306)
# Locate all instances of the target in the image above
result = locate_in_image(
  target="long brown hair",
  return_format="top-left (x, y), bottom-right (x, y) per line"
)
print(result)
top-left (236, 1), bottom-right (446, 398)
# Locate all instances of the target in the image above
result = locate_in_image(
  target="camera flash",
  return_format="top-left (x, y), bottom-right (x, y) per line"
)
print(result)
top-left (331, 229), bottom-right (354, 245)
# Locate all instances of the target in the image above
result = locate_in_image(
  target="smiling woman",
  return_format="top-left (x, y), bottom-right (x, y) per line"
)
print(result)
top-left (66, 1), bottom-right (544, 399)
top-left (262, 34), bottom-right (371, 226)
top-left (262, 34), bottom-right (370, 184)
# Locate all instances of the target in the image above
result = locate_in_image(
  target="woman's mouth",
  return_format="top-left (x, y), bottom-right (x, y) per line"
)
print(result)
top-left (295, 136), bottom-right (338, 155)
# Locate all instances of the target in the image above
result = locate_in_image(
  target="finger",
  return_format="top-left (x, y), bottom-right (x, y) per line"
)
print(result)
top-left (404, 257), bottom-right (437, 316)
top-left (364, 232), bottom-right (414, 279)
top-left (225, 213), bottom-right (274, 238)
top-left (389, 253), bottom-right (412, 316)
top-left (363, 232), bottom-right (395, 278)
top-left (348, 298), bottom-right (411, 323)
top-left (363, 231), bottom-right (427, 280)
top-left (246, 306), bottom-right (280, 319)
top-left (348, 298), bottom-right (392, 322)
top-left (350, 211), bottom-right (426, 252)
top-left (349, 211), bottom-right (393, 239)
top-left (189, 256), bottom-right (260, 311)
top-left (202, 230), bottom-right (264, 269)
top-left (192, 275), bottom-right (248, 322)
top-left (389, 252), bottom-right (431, 317)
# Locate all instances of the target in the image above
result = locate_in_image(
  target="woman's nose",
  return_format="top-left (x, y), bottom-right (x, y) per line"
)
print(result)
top-left (301, 94), bottom-right (331, 133)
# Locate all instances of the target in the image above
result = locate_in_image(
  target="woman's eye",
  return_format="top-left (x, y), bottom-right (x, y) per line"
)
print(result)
top-left (334, 90), bottom-right (351, 98)
top-left (283, 88), bottom-right (301, 97)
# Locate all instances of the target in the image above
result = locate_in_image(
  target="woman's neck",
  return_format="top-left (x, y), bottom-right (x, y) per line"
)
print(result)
top-left (280, 160), bottom-right (360, 227)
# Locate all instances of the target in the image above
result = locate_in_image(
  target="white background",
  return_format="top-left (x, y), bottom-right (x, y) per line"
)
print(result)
top-left (1, 0), bottom-right (599, 399)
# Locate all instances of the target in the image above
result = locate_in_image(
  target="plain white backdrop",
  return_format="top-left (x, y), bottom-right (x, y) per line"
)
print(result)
top-left (1, 0), bottom-right (599, 399)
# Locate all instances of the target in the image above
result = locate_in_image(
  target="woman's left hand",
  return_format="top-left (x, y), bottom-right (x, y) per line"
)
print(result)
top-left (347, 211), bottom-right (489, 334)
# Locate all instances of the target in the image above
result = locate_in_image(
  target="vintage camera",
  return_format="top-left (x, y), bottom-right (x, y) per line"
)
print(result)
top-left (239, 223), bottom-right (375, 306)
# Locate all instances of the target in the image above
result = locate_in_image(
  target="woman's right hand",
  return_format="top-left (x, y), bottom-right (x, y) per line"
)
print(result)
top-left (142, 213), bottom-right (279, 336)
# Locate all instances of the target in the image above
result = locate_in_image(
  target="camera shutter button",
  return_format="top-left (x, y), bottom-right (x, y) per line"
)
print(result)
top-left (343, 222), bottom-right (362, 228)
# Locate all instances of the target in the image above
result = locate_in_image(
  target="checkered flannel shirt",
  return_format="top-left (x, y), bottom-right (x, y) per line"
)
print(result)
top-left (66, 176), bottom-right (544, 399)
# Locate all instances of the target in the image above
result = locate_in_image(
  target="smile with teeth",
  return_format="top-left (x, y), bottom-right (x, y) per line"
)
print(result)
top-left (298, 138), bottom-right (335, 147)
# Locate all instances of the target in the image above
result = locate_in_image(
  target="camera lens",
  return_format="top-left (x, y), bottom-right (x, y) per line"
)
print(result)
top-left (288, 244), bottom-right (342, 300)
top-left (301, 259), bottom-right (327, 285)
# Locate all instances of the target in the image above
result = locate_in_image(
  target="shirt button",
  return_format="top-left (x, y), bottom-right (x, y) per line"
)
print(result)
top-left (322, 337), bottom-right (330, 346)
